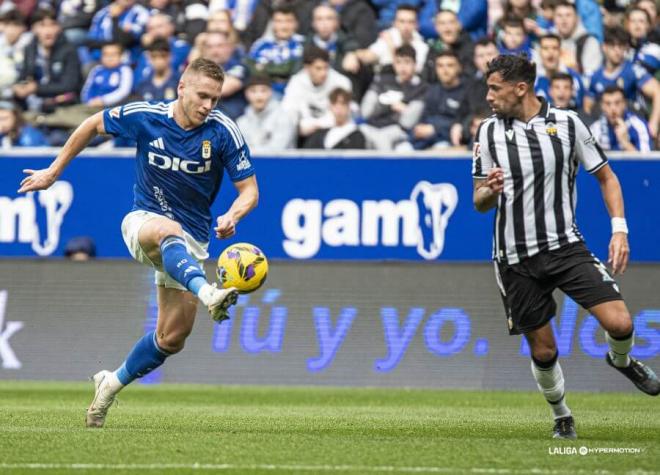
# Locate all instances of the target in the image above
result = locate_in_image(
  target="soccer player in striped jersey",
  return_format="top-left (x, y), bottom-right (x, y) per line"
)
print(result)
top-left (18, 59), bottom-right (259, 428)
top-left (472, 54), bottom-right (659, 440)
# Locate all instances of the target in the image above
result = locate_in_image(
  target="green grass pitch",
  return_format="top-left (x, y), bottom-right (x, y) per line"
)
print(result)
top-left (0, 382), bottom-right (657, 474)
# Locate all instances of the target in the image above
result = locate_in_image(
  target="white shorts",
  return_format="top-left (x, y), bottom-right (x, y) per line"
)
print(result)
top-left (121, 210), bottom-right (209, 290)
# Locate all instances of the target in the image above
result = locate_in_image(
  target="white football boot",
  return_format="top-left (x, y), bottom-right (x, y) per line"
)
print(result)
top-left (207, 285), bottom-right (239, 322)
top-left (86, 370), bottom-right (119, 428)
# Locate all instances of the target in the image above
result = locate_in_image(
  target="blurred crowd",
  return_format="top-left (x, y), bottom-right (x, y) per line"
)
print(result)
top-left (0, 0), bottom-right (658, 152)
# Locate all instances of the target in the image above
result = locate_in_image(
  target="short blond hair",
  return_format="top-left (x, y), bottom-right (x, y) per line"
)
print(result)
top-left (186, 58), bottom-right (225, 84)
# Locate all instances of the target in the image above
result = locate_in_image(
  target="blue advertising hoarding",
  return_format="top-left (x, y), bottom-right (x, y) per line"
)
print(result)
top-left (0, 151), bottom-right (659, 261)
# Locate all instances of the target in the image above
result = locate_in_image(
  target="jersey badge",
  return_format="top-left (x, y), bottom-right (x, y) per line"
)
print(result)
top-left (202, 140), bottom-right (211, 159)
top-left (109, 107), bottom-right (121, 119)
top-left (545, 122), bottom-right (557, 136)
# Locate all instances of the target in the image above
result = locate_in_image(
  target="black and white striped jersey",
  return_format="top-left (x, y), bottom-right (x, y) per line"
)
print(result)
top-left (472, 99), bottom-right (608, 264)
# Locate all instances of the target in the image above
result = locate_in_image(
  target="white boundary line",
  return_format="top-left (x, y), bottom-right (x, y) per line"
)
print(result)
top-left (0, 464), bottom-right (656, 474)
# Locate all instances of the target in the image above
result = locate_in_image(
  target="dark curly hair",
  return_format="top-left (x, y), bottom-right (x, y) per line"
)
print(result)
top-left (486, 54), bottom-right (536, 86)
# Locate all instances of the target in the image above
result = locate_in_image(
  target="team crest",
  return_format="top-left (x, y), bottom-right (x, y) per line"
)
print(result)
top-left (546, 122), bottom-right (557, 136)
top-left (202, 140), bottom-right (211, 159)
top-left (109, 106), bottom-right (121, 119)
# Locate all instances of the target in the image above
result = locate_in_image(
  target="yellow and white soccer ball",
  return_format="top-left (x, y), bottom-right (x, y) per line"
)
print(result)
top-left (217, 243), bottom-right (268, 294)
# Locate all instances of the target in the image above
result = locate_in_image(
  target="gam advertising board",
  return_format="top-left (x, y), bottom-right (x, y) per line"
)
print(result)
top-left (1, 152), bottom-right (659, 262)
top-left (0, 261), bottom-right (658, 391)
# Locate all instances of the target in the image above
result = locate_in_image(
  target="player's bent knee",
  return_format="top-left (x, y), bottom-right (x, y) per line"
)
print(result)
top-left (605, 317), bottom-right (633, 338)
top-left (531, 347), bottom-right (557, 363)
top-left (156, 330), bottom-right (190, 354)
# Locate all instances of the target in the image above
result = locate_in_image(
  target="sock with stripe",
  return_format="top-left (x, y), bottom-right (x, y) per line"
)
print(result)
top-left (531, 352), bottom-right (571, 420)
top-left (114, 331), bottom-right (171, 386)
top-left (606, 329), bottom-right (634, 368)
top-left (160, 235), bottom-right (215, 305)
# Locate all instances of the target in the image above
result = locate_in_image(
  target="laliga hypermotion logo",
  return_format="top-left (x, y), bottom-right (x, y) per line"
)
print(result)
top-left (0, 181), bottom-right (74, 256)
top-left (282, 180), bottom-right (458, 260)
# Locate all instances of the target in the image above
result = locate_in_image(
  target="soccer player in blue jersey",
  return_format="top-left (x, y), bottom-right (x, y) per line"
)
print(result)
top-left (17, 58), bottom-right (259, 428)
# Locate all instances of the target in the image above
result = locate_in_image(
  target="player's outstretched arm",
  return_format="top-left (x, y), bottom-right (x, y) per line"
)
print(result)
top-left (215, 175), bottom-right (259, 239)
top-left (594, 164), bottom-right (629, 275)
top-left (18, 111), bottom-right (106, 193)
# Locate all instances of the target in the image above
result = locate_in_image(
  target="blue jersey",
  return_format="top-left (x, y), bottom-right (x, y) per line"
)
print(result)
top-left (81, 64), bottom-right (133, 105)
top-left (535, 66), bottom-right (585, 109)
top-left (589, 111), bottom-right (653, 152)
top-left (102, 101), bottom-right (255, 242)
top-left (588, 61), bottom-right (651, 102)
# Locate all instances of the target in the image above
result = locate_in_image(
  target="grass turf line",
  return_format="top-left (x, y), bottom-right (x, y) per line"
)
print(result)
top-left (0, 382), bottom-right (657, 475)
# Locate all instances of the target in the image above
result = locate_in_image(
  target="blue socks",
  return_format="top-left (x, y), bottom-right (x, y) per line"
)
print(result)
top-left (116, 331), bottom-right (170, 385)
top-left (160, 235), bottom-right (207, 292)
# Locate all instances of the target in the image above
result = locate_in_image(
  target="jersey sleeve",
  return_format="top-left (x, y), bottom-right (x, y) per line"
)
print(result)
top-left (633, 63), bottom-right (652, 88)
top-left (472, 120), bottom-right (494, 179)
top-left (571, 113), bottom-right (608, 174)
top-left (102, 103), bottom-right (144, 140)
top-left (219, 122), bottom-right (255, 182)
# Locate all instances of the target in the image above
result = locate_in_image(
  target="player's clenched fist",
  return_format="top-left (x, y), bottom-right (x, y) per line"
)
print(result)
top-left (18, 168), bottom-right (58, 193)
top-left (215, 214), bottom-right (237, 239)
top-left (486, 167), bottom-right (504, 194)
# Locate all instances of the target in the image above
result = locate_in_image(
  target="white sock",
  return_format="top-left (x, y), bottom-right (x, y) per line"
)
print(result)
top-left (606, 331), bottom-right (633, 368)
top-left (106, 371), bottom-right (125, 393)
top-left (531, 358), bottom-right (571, 420)
top-left (197, 283), bottom-right (215, 306)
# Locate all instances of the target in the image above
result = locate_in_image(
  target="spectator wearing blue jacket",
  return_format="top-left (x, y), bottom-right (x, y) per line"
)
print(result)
top-left (133, 13), bottom-right (190, 86)
top-left (418, 0), bottom-right (488, 41)
top-left (133, 38), bottom-right (179, 102)
top-left (81, 42), bottom-right (133, 107)
top-left (246, 5), bottom-right (305, 96)
top-left (86, 0), bottom-right (149, 63)
top-left (0, 101), bottom-right (48, 148)
top-left (590, 85), bottom-right (654, 152)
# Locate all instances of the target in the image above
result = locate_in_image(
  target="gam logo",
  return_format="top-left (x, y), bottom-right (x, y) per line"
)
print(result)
top-left (282, 181), bottom-right (458, 260)
top-left (0, 181), bottom-right (73, 256)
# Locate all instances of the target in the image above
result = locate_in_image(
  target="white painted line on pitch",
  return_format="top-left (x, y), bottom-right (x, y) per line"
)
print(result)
top-left (0, 464), bottom-right (656, 474)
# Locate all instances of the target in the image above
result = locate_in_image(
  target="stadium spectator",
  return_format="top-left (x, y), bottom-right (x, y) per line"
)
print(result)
top-left (245, 5), bottom-right (305, 96)
top-left (461, 37), bottom-right (498, 117)
top-left (625, 5), bottom-right (660, 75)
top-left (49, 0), bottom-right (101, 46)
top-left (356, 4), bottom-right (428, 73)
top-left (371, 0), bottom-right (422, 31)
top-left (497, 16), bottom-right (534, 57)
top-left (412, 51), bottom-right (468, 149)
top-left (31, 42), bottom-right (132, 130)
top-left (305, 4), bottom-right (360, 78)
top-left (590, 85), bottom-right (653, 151)
top-left (360, 44), bottom-right (426, 151)
top-left (585, 26), bottom-right (660, 136)
top-left (134, 38), bottom-right (179, 102)
top-left (0, 10), bottom-right (31, 91)
top-left (282, 46), bottom-right (352, 145)
top-left (208, 0), bottom-right (259, 34)
top-left (0, 100), bottom-right (47, 147)
top-left (548, 72), bottom-right (578, 109)
top-left (134, 13), bottom-right (190, 86)
top-left (491, 0), bottom-right (545, 40)
top-left (552, 0), bottom-right (603, 77)
top-left (14, 7), bottom-right (81, 113)
top-left (536, 0), bottom-right (559, 35)
top-left (419, 0), bottom-right (488, 41)
top-left (242, 0), bottom-right (319, 49)
top-left (86, 0), bottom-right (150, 63)
top-left (237, 74), bottom-right (296, 152)
top-left (206, 9), bottom-right (241, 43)
top-left (64, 236), bottom-right (97, 261)
top-left (422, 9), bottom-right (475, 83)
top-left (303, 87), bottom-right (367, 149)
top-left (327, 0), bottom-right (378, 49)
top-left (534, 34), bottom-right (584, 111)
top-left (460, 107), bottom-right (490, 148)
top-left (81, 42), bottom-right (133, 107)
top-left (197, 30), bottom-right (248, 119)
top-left (634, 0), bottom-right (659, 40)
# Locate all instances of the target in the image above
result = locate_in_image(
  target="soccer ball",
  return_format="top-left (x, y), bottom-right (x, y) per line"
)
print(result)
top-left (217, 243), bottom-right (268, 293)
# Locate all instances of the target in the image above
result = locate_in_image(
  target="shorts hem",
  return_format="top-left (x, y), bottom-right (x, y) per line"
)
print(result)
top-left (579, 295), bottom-right (624, 310)
top-left (509, 314), bottom-right (555, 336)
